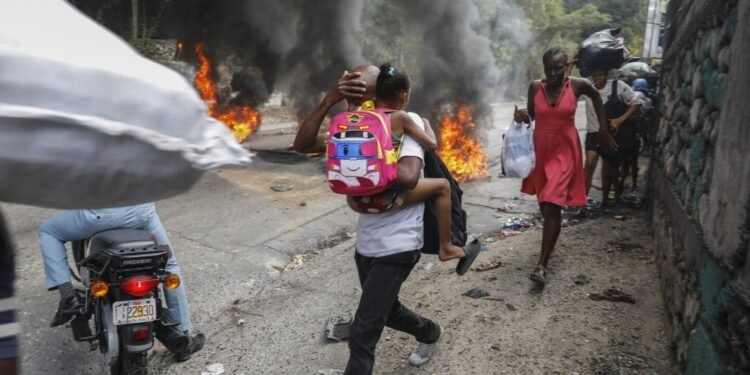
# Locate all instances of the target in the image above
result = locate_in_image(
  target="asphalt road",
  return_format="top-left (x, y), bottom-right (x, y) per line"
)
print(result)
top-left (4, 101), bottom-right (591, 374)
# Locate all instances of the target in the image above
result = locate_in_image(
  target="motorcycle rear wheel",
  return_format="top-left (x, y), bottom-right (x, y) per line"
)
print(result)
top-left (110, 351), bottom-right (148, 375)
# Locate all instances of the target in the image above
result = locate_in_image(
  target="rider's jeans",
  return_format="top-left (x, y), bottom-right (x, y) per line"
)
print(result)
top-left (38, 203), bottom-right (192, 332)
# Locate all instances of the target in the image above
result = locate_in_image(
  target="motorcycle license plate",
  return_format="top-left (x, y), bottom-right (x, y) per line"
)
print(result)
top-left (112, 298), bottom-right (157, 326)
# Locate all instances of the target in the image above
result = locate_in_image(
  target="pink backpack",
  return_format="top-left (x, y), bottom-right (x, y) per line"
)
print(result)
top-left (326, 108), bottom-right (401, 196)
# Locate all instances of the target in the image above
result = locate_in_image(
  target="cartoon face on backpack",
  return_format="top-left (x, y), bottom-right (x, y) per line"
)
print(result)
top-left (328, 130), bottom-right (380, 184)
top-left (326, 109), bottom-right (399, 196)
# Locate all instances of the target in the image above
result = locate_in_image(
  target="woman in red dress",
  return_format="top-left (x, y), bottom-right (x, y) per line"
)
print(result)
top-left (514, 47), bottom-right (616, 285)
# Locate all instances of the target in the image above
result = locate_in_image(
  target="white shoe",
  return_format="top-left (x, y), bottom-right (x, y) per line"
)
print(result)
top-left (408, 325), bottom-right (444, 366)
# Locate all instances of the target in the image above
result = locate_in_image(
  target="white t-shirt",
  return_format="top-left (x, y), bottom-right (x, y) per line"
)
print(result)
top-left (356, 112), bottom-right (425, 258)
top-left (584, 79), bottom-right (642, 133)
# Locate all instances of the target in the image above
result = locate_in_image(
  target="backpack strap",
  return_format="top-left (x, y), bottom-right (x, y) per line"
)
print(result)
top-left (395, 133), bottom-right (405, 158)
top-left (609, 80), bottom-right (619, 103)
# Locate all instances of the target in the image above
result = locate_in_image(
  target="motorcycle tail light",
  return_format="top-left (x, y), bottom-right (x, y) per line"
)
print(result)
top-left (131, 326), bottom-right (150, 341)
top-left (90, 280), bottom-right (109, 298)
top-left (163, 274), bottom-right (181, 290)
top-left (119, 275), bottom-right (160, 297)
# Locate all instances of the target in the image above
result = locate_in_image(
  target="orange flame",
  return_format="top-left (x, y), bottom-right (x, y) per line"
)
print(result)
top-left (436, 105), bottom-right (489, 181)
top-left (193, 42), bottom-right (260, 142)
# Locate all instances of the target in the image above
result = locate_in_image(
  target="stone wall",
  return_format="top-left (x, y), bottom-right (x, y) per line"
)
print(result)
top-left (650, 0), bottom-right (750, 373)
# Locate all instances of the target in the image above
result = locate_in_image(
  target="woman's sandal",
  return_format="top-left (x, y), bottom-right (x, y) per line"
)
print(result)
top-left (529, 265), bottom-right (547, 285)
top-left (456, 239), bottom-right (481, 275)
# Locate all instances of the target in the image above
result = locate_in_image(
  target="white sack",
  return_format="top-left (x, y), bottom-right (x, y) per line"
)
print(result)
top-left (0, 0), bottom-right (251, 208)
top-left (501, 120), bottom-right (535, 178)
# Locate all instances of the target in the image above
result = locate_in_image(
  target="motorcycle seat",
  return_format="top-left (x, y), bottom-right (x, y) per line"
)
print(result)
top-left (88, 229), bottom-right (157, 253)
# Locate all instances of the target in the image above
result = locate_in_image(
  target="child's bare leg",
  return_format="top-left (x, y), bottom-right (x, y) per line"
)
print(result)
top-left (403, 178), bottom-right (465, 261)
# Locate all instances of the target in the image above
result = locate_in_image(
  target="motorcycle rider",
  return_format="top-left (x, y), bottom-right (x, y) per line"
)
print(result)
top-left (38, 203), bottom-right (204, 362)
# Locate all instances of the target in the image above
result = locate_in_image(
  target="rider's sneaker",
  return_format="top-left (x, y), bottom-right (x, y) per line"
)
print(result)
top-left (408, 325), bottom-right (444, 366)
top-left (175, 332), bottom-right (205, 362)
top-left (50, 294), bottom-right (83, 327)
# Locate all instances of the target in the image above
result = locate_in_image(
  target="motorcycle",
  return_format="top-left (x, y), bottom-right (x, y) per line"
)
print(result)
top-left (68, 229), bottom-right (186, 375)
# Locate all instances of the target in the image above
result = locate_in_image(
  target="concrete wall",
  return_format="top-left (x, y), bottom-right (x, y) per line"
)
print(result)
top-left (650, 0), bottom-right (750, 373)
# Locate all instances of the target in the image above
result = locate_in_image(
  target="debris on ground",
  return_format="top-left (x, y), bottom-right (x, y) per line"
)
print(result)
top-left (275, 253), bottom-right (315, 272)
top-left (573, 274), bottom-right (591, 285)
top-left (270, 185), bottom-right (292, 192)
top-left (463, 288), bottom-right (490, 299)
top-left (473, 260), bottom-right (502, 272)
top-left (589, 288), bottom-right (636, 304)
top-left (325, 313), bottom-right (353, 342)
top-left (317, 370), bottom-right (344, 375)
top-left (614, 215), bottom-right (626, 221)
top-left (503, 217), bottom-right (532, 230)
top-left (237, 319), bottom-right (245, 326)
top-left (505, 303), bottom-right (517, 311)
top-left (502, 229), bottom-right (521, 237)
top-left (485, 237), bottom-right (496, 243)
top-left (609, 242), bottom-right (645, 252)
top-left (419, 262), bottom-right (434, 272)
top-left (202, 364), bottom-right (225, 375)
top-left (299, 202), bottom-right (307, 207)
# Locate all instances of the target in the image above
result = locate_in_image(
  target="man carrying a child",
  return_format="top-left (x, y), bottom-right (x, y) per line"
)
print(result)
top-left (293, 65), bottom-right (444, 374)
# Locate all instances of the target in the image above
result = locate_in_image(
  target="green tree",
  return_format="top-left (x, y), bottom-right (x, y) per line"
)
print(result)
top-left (353, 0), bottom-right (422, 75)
top-left (564, 0), bottom-right (649, 56)
top-left (474, 0), bottom-right (612, 96)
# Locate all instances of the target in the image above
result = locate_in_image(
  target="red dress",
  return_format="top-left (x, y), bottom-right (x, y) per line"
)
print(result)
top-left (521, 78), bottom-right (587, 207)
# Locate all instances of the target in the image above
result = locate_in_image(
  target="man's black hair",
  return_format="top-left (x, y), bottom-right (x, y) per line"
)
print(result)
top-left (376, 63), bottom-right (410, 102)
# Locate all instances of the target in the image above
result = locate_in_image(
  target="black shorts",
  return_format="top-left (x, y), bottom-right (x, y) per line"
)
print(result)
top-left (585, 132), bottom-right (600, 153)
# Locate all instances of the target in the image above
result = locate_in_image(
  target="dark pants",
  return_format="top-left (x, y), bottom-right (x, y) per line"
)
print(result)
top-left (344, 250), bottom-right (440, 375)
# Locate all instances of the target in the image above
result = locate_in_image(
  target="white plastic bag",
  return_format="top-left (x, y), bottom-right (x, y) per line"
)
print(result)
top-left (501, 120), bottom-right (535, 178)
top-left (0, 0), bottom-right (251, 208)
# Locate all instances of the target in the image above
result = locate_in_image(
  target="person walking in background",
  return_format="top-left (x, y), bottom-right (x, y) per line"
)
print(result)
top-left (583, 69), bottom-right (642, 204)
top-left (514, 47), bottom-right (615, 285)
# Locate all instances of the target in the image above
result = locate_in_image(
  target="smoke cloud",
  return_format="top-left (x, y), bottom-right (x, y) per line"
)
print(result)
top-left (167, 0), bottom-right (503, 117)
top-left (382, 0), bottom-right (500, 119)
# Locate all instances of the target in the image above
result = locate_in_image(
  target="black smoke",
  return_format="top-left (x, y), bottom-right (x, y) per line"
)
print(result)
top-left (163, 0), bottom-right (499, 117)
top-left (382, 0), bottom-right (500, 120)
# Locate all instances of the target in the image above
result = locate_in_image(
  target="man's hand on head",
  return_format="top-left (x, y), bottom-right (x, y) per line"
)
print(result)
top-left (325, 71), bottom-right (367, 106)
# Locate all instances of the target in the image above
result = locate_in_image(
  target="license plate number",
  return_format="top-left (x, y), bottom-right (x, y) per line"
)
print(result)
top-left (112, 298), bottom-right (156, 326)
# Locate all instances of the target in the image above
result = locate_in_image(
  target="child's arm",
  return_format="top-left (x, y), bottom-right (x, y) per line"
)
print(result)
top-left (392, 111), bottom-right (437, 151)
top-left (422, 118), bottom-right (437, 147)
